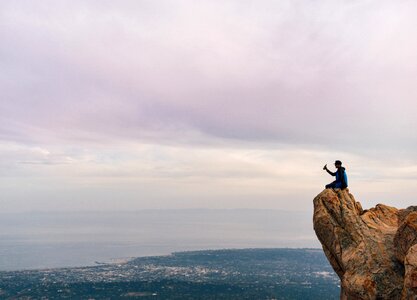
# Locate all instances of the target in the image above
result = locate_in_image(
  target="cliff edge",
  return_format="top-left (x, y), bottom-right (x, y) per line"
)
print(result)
top-left (313, 189), bottom-right (417, 299)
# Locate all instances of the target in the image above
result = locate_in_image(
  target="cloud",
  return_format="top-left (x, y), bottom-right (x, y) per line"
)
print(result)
top-left (1, 1), bottom-right (417, 211)
top-left (1, 139), bottom-right (417, 212)
top-left (1, 0), bottom-right (417, 152)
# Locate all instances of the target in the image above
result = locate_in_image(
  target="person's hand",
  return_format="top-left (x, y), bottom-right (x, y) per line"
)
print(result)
top-left (323, 164), bottom-right (327, 170)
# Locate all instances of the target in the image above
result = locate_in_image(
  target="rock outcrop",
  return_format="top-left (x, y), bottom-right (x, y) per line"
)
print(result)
top-left (313, 189), bottom-right (417, 299)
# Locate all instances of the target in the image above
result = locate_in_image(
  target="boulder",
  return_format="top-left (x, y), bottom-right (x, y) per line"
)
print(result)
top-left (313, 188), bottom-right (417, 299)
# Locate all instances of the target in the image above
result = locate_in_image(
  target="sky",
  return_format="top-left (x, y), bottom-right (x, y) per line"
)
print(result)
top-left (1, 0), bottom-right (417, 212)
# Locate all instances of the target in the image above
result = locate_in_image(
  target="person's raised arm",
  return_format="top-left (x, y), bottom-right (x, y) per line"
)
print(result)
top-left (323, 164), bottom-right (336, 176)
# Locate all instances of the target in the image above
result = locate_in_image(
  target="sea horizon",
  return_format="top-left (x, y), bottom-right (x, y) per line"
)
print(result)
top-left (0, 209), bottom-right (319, 271)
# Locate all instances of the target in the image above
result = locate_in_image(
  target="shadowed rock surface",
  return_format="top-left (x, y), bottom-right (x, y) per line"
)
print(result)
top-left (313, 189), bottom-right (417, 299)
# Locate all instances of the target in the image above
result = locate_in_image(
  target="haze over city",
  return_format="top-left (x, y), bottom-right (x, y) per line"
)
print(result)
top-left (2, 0), bottom-right (417, 212)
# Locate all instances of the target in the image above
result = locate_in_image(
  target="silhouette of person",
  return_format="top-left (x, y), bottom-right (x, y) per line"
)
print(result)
top-left (323, 160), bottom-right (348, 189)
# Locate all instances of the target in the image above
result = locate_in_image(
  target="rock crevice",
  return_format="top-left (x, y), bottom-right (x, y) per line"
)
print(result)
top-left (313, 189), bottom-right (417, 299)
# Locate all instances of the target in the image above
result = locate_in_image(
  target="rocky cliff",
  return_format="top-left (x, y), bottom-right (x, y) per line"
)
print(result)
top-left (313, 189), bottom-right (417, 299)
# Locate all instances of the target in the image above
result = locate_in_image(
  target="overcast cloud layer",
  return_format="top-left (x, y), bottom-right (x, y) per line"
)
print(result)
top-left (1, 0), bottom-right (417, 212)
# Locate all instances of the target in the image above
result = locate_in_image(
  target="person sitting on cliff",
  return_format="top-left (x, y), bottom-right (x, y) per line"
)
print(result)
top-left (323, 160), bottom-right (348, 189)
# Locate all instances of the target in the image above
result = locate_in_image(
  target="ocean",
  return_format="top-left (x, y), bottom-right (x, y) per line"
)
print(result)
top-left (0, 209), bottom-right (319, 270)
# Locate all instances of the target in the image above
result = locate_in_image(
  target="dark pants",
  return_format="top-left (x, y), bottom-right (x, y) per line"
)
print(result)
top-left (325, 181), bottom-right (342, 189)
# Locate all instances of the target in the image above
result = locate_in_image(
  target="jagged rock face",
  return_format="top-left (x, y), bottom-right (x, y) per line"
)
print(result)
top-left (403, 244), bottom-right (417, 299)
top-left (313, 189), bottom-right (417, 299)
top-left (395, 211), bottom-right (417, 264)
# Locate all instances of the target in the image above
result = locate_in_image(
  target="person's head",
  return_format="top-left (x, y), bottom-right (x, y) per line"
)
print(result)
top-left (335, 160), bottom-right (342, 168)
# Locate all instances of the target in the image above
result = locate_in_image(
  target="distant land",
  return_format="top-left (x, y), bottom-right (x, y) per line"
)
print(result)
top-left (0, 248), bottom-right (339, 299)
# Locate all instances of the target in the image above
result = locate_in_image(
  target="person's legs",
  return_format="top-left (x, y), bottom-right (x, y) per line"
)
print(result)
top-left (334, 182), bottom-right (342, 189)
top-left (326, 181), bottom-right (340, 189)
top-left (325, 181), bottom-right (337, 189)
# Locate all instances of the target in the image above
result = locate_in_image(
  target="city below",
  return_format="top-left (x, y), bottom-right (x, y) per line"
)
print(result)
top-left (0, 248), bottom-right (339, 299)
